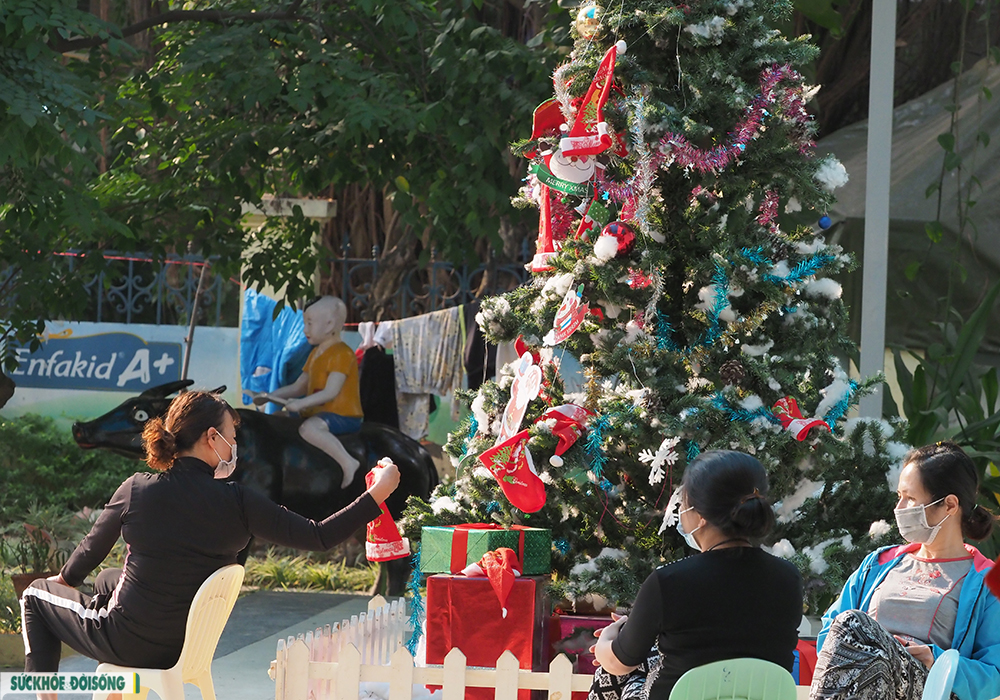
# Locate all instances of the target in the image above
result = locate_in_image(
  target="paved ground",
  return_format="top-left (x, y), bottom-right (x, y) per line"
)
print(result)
top-left (5, 589), bottom-right (373, 700)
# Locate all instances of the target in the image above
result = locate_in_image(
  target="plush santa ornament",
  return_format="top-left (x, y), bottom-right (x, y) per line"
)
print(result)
top-left (364, 458), bottom-right (410, 561)
top-left (461, 548), bottom-right (522, 618)
top-left (772, 397), bottom-right (830, 441)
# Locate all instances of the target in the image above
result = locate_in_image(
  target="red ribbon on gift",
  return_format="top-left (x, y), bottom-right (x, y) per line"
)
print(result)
top-left (448, 523), bottom-right (529, 574)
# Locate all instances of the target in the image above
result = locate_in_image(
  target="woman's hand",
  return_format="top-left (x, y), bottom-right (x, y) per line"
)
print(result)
top-left (895, 636), bottom-right (934, 668)
top-left (367, 460), bottom-right (401, 505)
top-left (283, 398), bottom-right (305, 414)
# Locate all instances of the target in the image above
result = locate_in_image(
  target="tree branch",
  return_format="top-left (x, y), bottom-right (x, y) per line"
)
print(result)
top-left (52, 0), bottom-right (307, 53)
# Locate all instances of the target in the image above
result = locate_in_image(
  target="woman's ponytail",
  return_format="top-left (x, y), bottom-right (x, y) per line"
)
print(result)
top-left (729, 493), bottom-right (776, 540)
top-left (963, 504), bottom-right (997, 542)
top-left (142, 417), bottom-right (177, 471)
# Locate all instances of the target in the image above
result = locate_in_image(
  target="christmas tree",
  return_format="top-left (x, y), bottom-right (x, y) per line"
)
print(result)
top-left (403, 0), bottom-right (910, 614)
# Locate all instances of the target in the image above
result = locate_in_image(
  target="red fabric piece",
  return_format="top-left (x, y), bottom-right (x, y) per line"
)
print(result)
top-left (986, 555), bottom-right (1000, 599)
top-left (426, 575), bottom-right (550, 700)
top-left (363, 467), bottom-right (409, 562)
top-left (467, 548), bottom-right (522, 618)
top-left (478, 430), bottom-right (547, 512)
top-left (796, 638), bottom-right (818, 686)
top-left (772, 397), bottom-right (830, 441)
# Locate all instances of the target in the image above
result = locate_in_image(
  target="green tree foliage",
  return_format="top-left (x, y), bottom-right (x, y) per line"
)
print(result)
top-left (403, 0), bottom-right (907, 614)
top-left (0, 414), bottom-right (145, 519)
top-left (0, 0), bottom-right (567, 379)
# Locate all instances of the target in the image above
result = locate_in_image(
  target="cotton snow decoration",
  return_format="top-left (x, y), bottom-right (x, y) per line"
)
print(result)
top-left (593, 234), bottom-right (620, 263)
top-left (815, 157), bottom-right (849, 192)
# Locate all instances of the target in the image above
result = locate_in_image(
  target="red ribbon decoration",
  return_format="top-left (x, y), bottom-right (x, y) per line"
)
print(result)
top-left (448, 524), bottom-right (528, 574)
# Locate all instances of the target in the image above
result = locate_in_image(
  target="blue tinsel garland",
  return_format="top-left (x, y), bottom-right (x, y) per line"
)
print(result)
top-left (823, 379), bottom-right (859, 428)
top-left (584, 414), bottom-right (611, 488)
top-left (686, 440), bottom-right (701, 461)
top-left (710, 392), bottom-right (782, 425)
top-left (404, 544), bottom-right (425, 656)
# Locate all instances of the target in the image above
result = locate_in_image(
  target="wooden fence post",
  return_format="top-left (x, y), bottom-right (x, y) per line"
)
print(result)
top-left (442, 648), bottom-right (467, 700)
top-left (337, 643), bottom-right (363, 700)
top-left (284, 638), bottom-right (310, 700)
top-left (547, 653), bottom-right (574, 700)
top-left (388, 646), bottom-right (416, 700)
top-left (495, 651), bottom-right (520, 700)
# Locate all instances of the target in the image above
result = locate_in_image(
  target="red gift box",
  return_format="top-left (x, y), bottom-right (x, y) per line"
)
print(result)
top-left (426, 574), bottom-right (551, 700)
top-left (548, 613), bottom-right (608, 699)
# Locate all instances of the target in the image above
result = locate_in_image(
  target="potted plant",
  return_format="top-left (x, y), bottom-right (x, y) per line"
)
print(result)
top-left (1, 505), bottom-right (81, 598)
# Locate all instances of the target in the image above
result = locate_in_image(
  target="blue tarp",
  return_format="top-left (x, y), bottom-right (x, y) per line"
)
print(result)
top-left (240, 290), bottom-right (311, 412)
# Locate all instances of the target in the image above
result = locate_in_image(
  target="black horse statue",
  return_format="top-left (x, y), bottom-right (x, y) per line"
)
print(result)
top-left (72, 379), bottom-right (438, 594)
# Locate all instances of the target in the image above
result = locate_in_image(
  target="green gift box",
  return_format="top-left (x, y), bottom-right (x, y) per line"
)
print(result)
top-left (420, 525), bottom-right (551, 575)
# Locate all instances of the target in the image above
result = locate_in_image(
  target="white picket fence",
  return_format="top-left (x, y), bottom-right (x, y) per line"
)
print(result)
top-left (269, 595), bottom-right (410, 699)
top-left (269, 594), bottom-right (595, 700)
top-left (273, 643), bottom-right (595, 700)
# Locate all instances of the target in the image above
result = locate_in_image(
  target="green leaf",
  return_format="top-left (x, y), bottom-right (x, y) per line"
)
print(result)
top-left (944, 151), bottom-right (962, 171)
top-left (937, 133), bottom-right (955, 152)
top-left (925, 181), bottom-right (940, 198)
top-left (904, 261), bottom-right (921, 281)
top-left (985, 368), bottom-right (998, 416)
top-left (983, 86), bottom-right (993, 100)
top-left (977, 131), bottom-right (990, 148)
top-left (394, 175), bottom-right (410, 193)
top-left (944, 281), bottom-right (1000, 399)
top-left (925, 221), bottom-right (944, 243)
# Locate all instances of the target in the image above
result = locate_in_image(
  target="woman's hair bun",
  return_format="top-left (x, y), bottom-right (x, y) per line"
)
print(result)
top-left (729, 495), bottom-right (774, 540)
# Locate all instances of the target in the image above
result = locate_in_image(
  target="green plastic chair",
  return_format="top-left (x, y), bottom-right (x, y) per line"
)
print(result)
top-left (669, 658), bottom-right (798, 700)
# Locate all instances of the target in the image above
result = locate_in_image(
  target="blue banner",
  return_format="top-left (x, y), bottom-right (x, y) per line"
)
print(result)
top-left (11, 331), bottom-right (182, 392)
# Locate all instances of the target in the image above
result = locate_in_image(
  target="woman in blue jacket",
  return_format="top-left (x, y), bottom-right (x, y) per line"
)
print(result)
top-left (812, 442), bottom-right (999, 700)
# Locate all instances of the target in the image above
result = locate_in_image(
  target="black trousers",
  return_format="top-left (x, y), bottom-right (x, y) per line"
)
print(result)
top-left (20, 568), bottom-right (160, 672)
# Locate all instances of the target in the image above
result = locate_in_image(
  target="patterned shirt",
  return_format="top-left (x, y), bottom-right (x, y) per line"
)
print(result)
top-left (866, 553), bottom-right (972, 648)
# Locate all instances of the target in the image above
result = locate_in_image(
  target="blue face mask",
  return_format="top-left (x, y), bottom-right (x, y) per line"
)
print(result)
top-left (676, 506), bottom-right (703, 551)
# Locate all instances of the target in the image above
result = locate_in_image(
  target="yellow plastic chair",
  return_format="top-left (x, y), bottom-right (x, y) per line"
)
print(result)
top-left (93, 564), bottom-right (245, 700)
top-left (669, 657), bottom-right (798, 700)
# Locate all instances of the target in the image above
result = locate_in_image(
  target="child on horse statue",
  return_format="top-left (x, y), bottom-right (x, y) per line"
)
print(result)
top-left (255, 296), bottom-right (363, 488)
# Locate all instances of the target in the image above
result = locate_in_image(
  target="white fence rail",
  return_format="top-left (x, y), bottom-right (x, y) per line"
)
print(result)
top-left (273, 643), bottom-right (594, 700)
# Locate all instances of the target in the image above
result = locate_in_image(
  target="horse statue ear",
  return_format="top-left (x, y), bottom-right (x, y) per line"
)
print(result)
top-left (210, 385), bottom-right (226, 395)
top-left (139, 379), bottom-right (195, 398)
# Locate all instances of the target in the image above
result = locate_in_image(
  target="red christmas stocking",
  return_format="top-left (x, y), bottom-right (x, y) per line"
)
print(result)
top-left (364, 462), bottom-right (410, 562)
top-left (478, 430), bottom-right (547, 513)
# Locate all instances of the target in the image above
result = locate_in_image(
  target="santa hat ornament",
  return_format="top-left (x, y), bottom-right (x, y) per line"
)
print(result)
top-left (364, 459), bottom-right (410, 562)
top-left (772, 397), bottom-right (830, 441)
top-left (536, 403), bottom-right (592, 466)
top-left (462, 548), bottom-right (522, 618)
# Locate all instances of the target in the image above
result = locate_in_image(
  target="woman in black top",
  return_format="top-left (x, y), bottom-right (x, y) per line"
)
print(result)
top-left (589, 450), bottom-right (803, 700)
top-left (21, 390), bottom-right (399, 673)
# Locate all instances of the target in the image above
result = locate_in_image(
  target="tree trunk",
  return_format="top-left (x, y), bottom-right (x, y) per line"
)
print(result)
top-left (0, 371), bottom-right (14, 409)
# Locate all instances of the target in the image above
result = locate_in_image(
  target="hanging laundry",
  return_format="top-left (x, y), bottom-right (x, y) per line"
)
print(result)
top-left (463, 301), bottom-right (497, 392)
top-left (355, 321), bottom-right (377, 365)
top-left (240, 289), bottom-right (311, 413)
top-left (392, 306), bottom-right (465, 441)
top-left (360, 343), bottom-right (399, 428)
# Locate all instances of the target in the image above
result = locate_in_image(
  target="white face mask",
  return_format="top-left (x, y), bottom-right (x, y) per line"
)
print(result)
top-left (211, 431), bottom-right (238, 480)
top-left (894, 497), bottom-right (948, 544)
top-left (677, 506), bottom-right (703, 551)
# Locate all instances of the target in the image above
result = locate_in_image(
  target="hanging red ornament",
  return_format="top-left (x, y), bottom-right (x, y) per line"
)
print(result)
top-left (601, 220), bottom-right (636, 256)
top-left (627, 268), bottom-right (653, 289)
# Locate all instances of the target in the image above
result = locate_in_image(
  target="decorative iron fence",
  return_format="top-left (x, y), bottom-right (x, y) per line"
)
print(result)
top-left (330, 240), bottom-right (532, 322)
top-left (70, 254), bottom-right (240, 327)
top-left (8, 243), bottom-right (533, 328)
